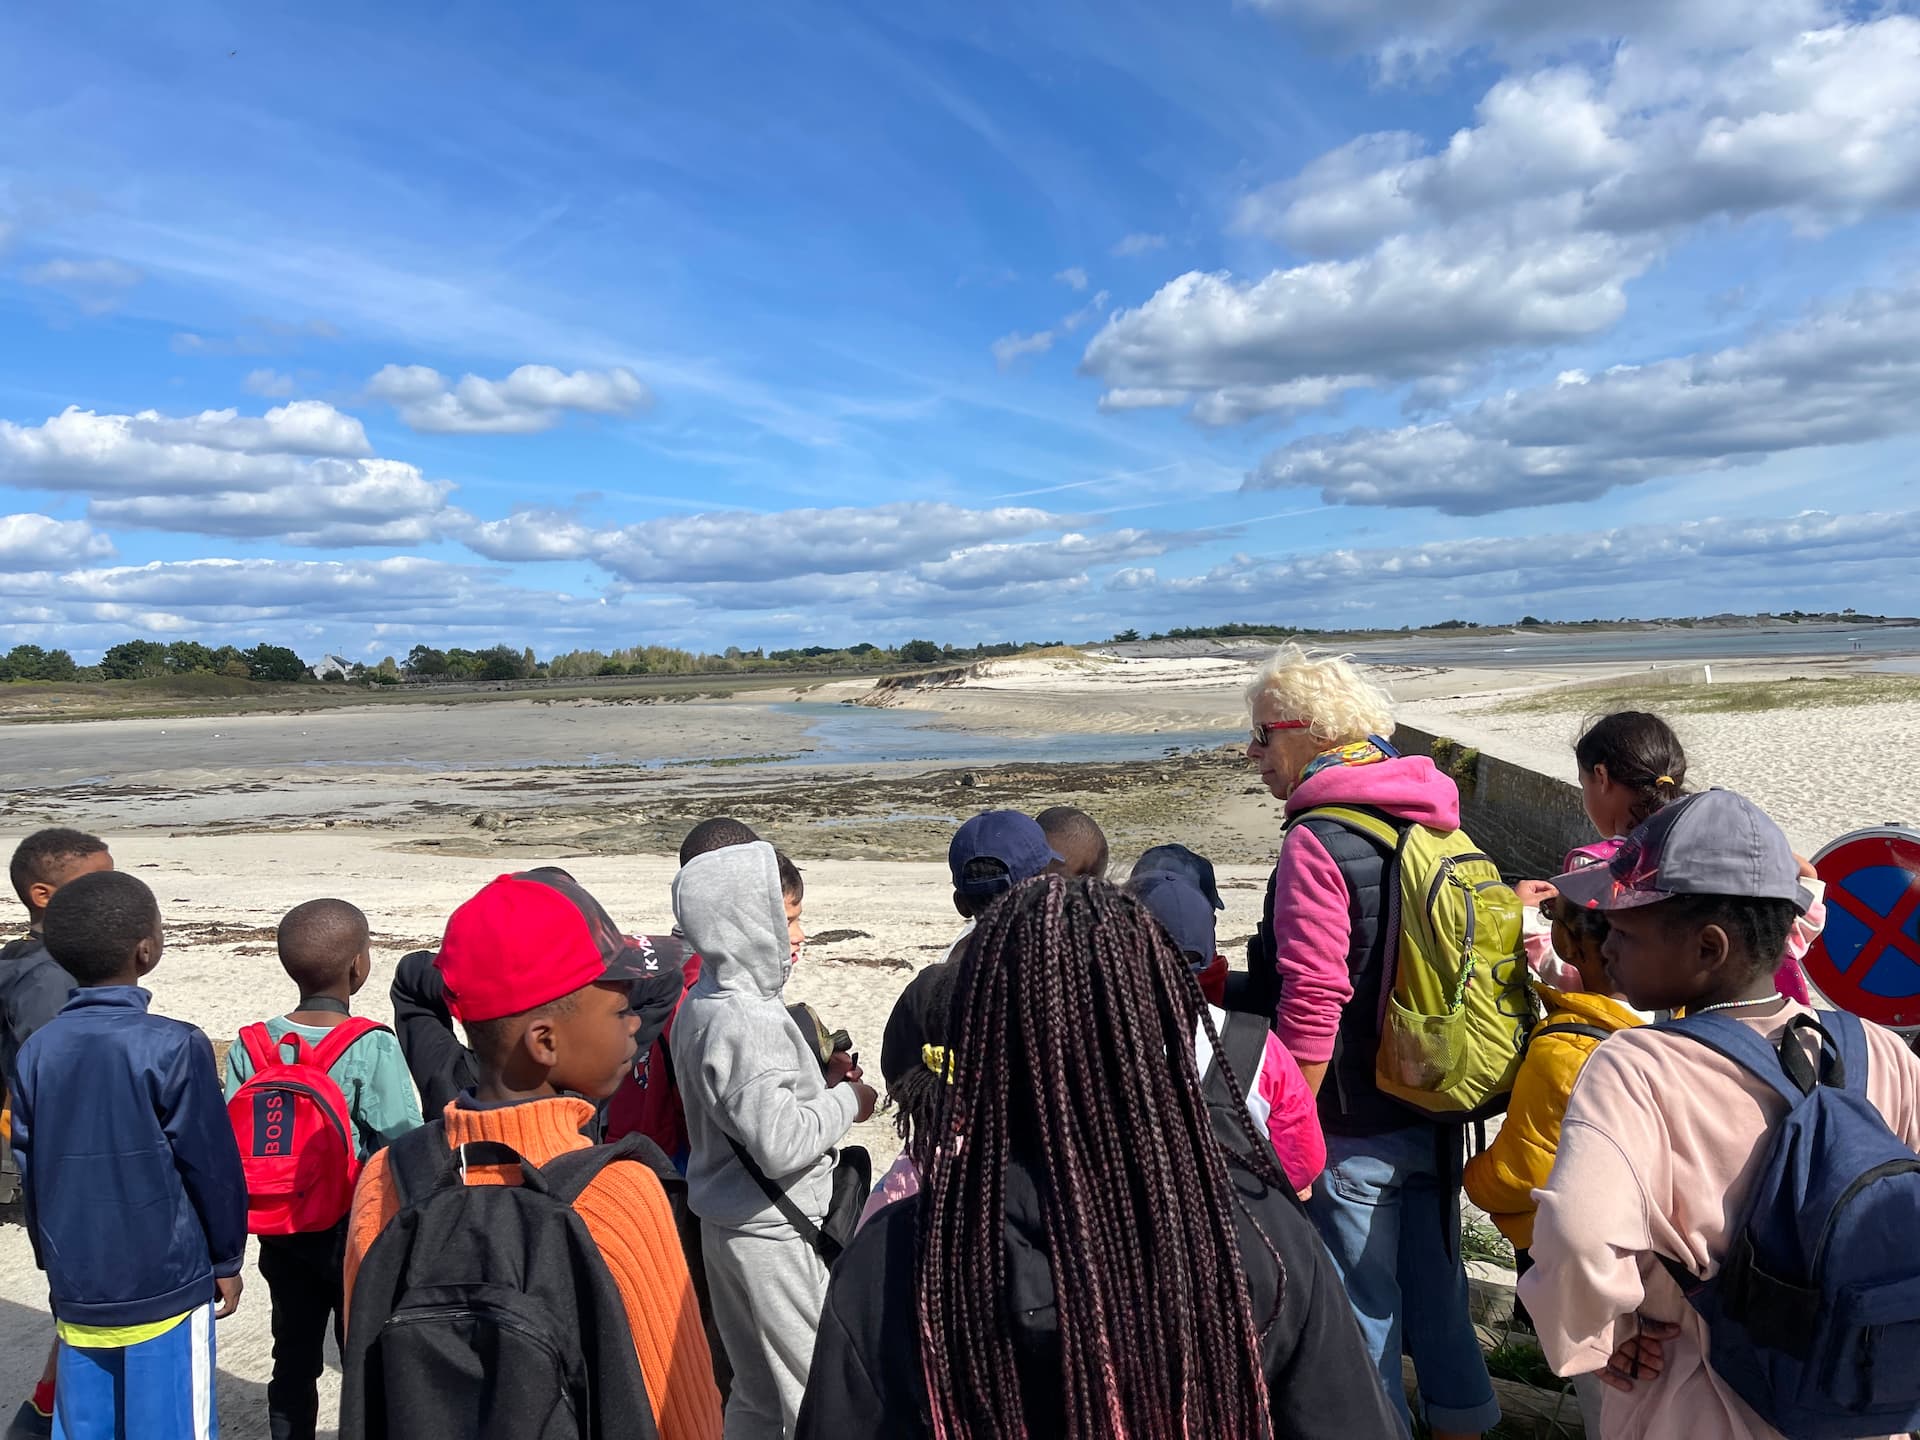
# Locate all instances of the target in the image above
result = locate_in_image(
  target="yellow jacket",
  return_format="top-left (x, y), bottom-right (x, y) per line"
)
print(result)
top-left (1463, 985), bottom-right (1645, 1249)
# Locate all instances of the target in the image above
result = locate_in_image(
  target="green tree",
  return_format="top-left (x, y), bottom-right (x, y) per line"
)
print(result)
top-left (1112, 628), bottom-right (1141, 643)
top-left (0, 644), bottom-right (73, 681)
top-left (164, 641), bottom-right (217, 674)
top-left (243, 643), bottom-right (308, 683)
top-left (478, 644), bottom-right (528, 681)
top-left (898, 639), bottom-right (942, 664)
top-left (404, 645), bottom-right (449, 677)
top-left (99, 639), bottom-right (171, 680)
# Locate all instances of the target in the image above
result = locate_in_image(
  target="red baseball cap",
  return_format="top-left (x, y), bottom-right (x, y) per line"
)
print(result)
top-left (436, 868), bottom-right (653, 1023)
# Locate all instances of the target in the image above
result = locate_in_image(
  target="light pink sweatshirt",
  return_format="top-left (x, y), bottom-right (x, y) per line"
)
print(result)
top-left (1267, 755), bottom-right (1461, 1064)
top-left (1520, 1002), bottom-right (1920, 1440)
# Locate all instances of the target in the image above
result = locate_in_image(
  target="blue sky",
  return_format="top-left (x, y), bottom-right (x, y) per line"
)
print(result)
top-left (2, 0), bottom-right (1917, 661)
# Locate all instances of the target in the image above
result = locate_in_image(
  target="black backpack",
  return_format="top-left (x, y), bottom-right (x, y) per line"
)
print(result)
top-left (340, 1125), bottom-right (663, 1440)
top-left (1201, 1010), bottom-right (1274, 1160)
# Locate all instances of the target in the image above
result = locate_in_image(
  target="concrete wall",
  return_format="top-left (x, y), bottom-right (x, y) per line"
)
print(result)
top-left (1394, 724), bottom-right (1592, 880)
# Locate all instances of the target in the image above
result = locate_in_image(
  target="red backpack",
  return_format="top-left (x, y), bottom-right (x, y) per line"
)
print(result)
top-left (229, 1018), bottom-right (387, 1235)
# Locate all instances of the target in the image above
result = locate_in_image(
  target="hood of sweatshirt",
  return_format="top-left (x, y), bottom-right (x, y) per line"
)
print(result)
top-left (1284, 752), bottom-right (1461, 828)
top-left (673, 841), bottom-right (789, 1003)
top-left (1537, 984), bottom-right (1648, 1032)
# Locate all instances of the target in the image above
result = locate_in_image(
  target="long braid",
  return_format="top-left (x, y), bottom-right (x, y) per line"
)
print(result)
top-left (918, 876), bottom-right (1285, 1440)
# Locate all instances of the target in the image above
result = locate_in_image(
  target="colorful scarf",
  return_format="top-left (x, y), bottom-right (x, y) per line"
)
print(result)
top-left (1298, 736), bottom-right (1397, 784)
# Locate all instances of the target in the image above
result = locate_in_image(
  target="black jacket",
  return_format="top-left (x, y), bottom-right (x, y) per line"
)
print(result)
top-left (796, 1151), bottom-right (1402, 1439)
top-left (0, 933), bottom-right (76, 1092)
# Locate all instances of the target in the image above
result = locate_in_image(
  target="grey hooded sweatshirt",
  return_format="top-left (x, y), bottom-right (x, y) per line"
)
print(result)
top-left (670, 841), bottom-right (859, 1233)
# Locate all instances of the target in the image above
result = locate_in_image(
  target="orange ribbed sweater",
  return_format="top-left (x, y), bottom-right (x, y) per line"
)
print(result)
top-left (345, 1096), bottom-right (722, 1440)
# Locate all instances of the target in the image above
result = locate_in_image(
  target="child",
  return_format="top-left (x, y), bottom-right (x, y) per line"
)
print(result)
top-left (671, 841), bottom-right (876, 1440)
top-left (796, 877), bottom-right (1396, 1439)
top-left (10, 870), bottom-right (247, 1440)
top-left (2, 829), bottom-right (112, 1439)
top-left (605, 817), bottom-right (759, 1168)
top-left (1464, 899), bottom-right (1642, 1434)
top-left (222, 899), bottom-right (422, 1440)
top-left (1129, 868), bottom-right (1326, 1198)
top-left (343, 869), bottom-right (722, 1440)
top-left (945, 810), bottom-right (1061, 961)
top-left (1521, 712), bottom-right (1820, 1003)
top-left (1519, 790), bottom-right (1920, 1440)
top-left (858, 961), bottom-right (957, 1230)
top-left (1036, 805), bottom-right (1109, 879)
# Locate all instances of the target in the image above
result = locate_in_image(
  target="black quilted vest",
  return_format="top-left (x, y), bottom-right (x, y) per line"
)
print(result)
top-left (1244, 814), bottom-right (1409, 1136)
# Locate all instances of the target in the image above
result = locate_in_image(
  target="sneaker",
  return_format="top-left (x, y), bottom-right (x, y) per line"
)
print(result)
top-left (6, 1400), bottom-right (53, 1439)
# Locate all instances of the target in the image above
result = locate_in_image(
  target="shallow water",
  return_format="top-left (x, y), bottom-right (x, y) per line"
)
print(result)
top-left (759, 703), bottom-right (1232, 767)
top-left (1351, 623), bottom-right (1920, 668)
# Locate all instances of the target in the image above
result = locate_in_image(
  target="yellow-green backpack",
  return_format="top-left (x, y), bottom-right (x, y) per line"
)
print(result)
top-left (1306, 806), bottom-right (1534, 1120)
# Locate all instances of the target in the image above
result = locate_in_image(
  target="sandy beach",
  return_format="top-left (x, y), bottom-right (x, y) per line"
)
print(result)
top-left (4, 639), bottom-right (1918, 1437)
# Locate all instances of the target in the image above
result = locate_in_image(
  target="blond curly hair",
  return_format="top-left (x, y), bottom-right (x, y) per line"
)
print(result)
top-left (1244, 643), bottom-right (1395, 747)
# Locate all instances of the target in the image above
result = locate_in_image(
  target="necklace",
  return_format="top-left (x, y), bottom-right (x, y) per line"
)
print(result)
top-left (1690, 992), bottom-right (1785, 1017)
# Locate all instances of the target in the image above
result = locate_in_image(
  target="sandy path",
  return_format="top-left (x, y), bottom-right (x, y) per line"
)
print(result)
top-left (0, 830), bottom-right (1279, 1439)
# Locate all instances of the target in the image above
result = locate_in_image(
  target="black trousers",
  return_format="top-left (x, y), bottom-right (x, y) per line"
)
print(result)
top-left (257, 1225), bottom-right (347, 1440)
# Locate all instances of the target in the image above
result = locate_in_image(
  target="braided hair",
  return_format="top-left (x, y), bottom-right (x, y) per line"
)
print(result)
top-left (1575, 711), bottom-right (1688, 827)
top-left (916, 875), bottom-right (1289, 1440)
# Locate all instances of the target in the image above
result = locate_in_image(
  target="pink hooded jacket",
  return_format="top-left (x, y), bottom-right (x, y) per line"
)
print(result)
top-left (1267, 756), bottom-right (1461, 1066)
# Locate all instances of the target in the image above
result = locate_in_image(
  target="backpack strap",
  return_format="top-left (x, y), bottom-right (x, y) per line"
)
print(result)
top-left (1288, 804), bottom-right (1405, 853)
top-left (725, 1135), bottom-right (842, 1264)
top-left (384, 1119), bottom-right (460, 1211)
top-left (1532, 1023), bottom-right (1614, 1046)
top-left (240, 1021), bottom-right (299, 1073)
top-left (1206, 1011), bottom-right (1269, 1098)
top-left (308, 1016), bottom-right (388, 1073)
top-left (537, 1133), bottom-right (658, 1207)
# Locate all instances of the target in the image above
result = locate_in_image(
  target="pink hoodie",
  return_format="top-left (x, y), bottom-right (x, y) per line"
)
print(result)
top-left (1267, 756), bottom-right (1461, 1065)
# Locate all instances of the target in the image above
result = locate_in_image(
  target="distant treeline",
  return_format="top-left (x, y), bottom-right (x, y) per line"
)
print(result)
top-left (0, 636), bottom-right (1070, 686)
top-left (1, 609), bottom-right (1898, 687)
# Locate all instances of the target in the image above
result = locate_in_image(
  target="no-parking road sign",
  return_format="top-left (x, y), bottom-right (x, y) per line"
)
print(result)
top-left (1806, 826), bottom-right (1920, 1034)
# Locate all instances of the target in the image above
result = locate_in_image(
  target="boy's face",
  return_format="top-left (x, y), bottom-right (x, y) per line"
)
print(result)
top-left (26, 849), bottom-right (114, 917)
top-left (785, 892), bottom-right (805, 967)
top-left (1599, 902), bottom-right (1725, 1011)
top-left (542, 982), bottom-right (640, 1100)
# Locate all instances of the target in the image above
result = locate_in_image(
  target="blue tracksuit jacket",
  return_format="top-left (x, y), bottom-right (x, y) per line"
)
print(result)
top-left (10, 985), bottom-right (247, 1327)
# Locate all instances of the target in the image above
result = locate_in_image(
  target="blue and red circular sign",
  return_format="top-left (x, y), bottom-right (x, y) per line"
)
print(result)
top-left (1807, 827), bottom-right (1920, 1034)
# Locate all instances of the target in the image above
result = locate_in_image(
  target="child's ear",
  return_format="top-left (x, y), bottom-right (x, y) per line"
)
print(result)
top-left (1697, 918), bottom-right (1733, 978)
top-left (350, 948), bottom-right (372, 995)
top-left (26, 879), bottom-right (55, 914)
top-left (133, 932), bottom-right (163, 978)
top-left (523, 1012), bottom-right (562, 1068)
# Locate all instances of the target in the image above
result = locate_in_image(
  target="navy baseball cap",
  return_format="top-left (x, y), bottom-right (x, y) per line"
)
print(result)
top-left (1130, 871), bottom-right (1219, 965)
top-left (1133, 843), bottom-right (1225, 910)
top-left (949, 810), bottom-right (1061, 898)
top-left (1552, 789), bottom-right (1814, 915)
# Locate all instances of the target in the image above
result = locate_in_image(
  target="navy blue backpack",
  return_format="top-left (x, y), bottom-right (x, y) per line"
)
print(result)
top-left (1658, 1009), bottom-right (1920, 1438)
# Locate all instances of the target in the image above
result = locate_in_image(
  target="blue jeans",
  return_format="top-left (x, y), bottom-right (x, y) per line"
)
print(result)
top-left (1307, 1124), bottom-right (1500, 1435)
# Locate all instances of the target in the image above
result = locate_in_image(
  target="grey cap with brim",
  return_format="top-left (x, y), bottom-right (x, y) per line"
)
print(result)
top-left (1552, 789), bottom-right (1814, 915)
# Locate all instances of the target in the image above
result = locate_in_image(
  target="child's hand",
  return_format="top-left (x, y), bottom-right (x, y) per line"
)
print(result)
top-left (1515, 880), bottom-right (1558, 908)
top-left (849, 1081), bottom-right (879, 1123)
top-left (214, 1274), bottom-right (244, 1320)
top-left (1600, 1318), bottom-right (1679, 1392)
top-left (826, 1052), bottom-right (864, 1088)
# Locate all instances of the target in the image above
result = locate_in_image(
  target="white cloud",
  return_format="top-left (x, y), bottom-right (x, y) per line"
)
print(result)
top-left (1248, 19), bottom-right (1920, 256)
top-left (1081, 229), bottom-right (1651, 417)
top-left (1058, 289), bottom-right (1111, 336)
top-left (1248, 0), bottom-right (1830, 69)
top-left (1126, 505), bottom-right (1920, 623)
top-left (0, 401), bottom-right (456, 546)
top-left (1055, 266), bottom-right (1090, 291)
top-left (0, 513), bottom-right (115, 571)
top-left (1246, 276), bottom-right (1920, 513)
top-left (21, 257), bottom-right (146, 312)
top-left (367, 363), bottom-right (652, 434)
top-left (244, 369), bottom-right (297, 399)
top-left (991, 330), bottom-right (1055, 369)
top-left (88, 461), bottom-right (455, 547)
top-left (528, 502), bottom-right (1064, 584)
top-left (1112, 232), bottom-right (1168, 257)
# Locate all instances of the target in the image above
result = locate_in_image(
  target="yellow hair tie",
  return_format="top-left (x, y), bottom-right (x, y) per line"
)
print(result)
top-left (922, 1044), bottom-right (954, 1082)
top-left (1656, 775), bottom-right (1675, 786)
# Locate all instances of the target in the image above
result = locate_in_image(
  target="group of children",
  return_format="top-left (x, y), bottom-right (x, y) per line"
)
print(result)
top-left (4, 696), bottom-right (1919, 1440)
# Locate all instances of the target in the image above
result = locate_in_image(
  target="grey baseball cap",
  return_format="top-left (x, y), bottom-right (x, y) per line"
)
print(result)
top-left (1552, 789), bottom-right (1814, 915)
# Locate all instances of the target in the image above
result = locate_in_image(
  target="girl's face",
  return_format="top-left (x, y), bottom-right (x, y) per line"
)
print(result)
top-left (1579, 763), bottom-right (1635, 839)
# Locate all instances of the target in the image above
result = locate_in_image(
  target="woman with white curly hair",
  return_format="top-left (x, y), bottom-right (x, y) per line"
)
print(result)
top-left (1243, 644), bottom-right (1499, 1440)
